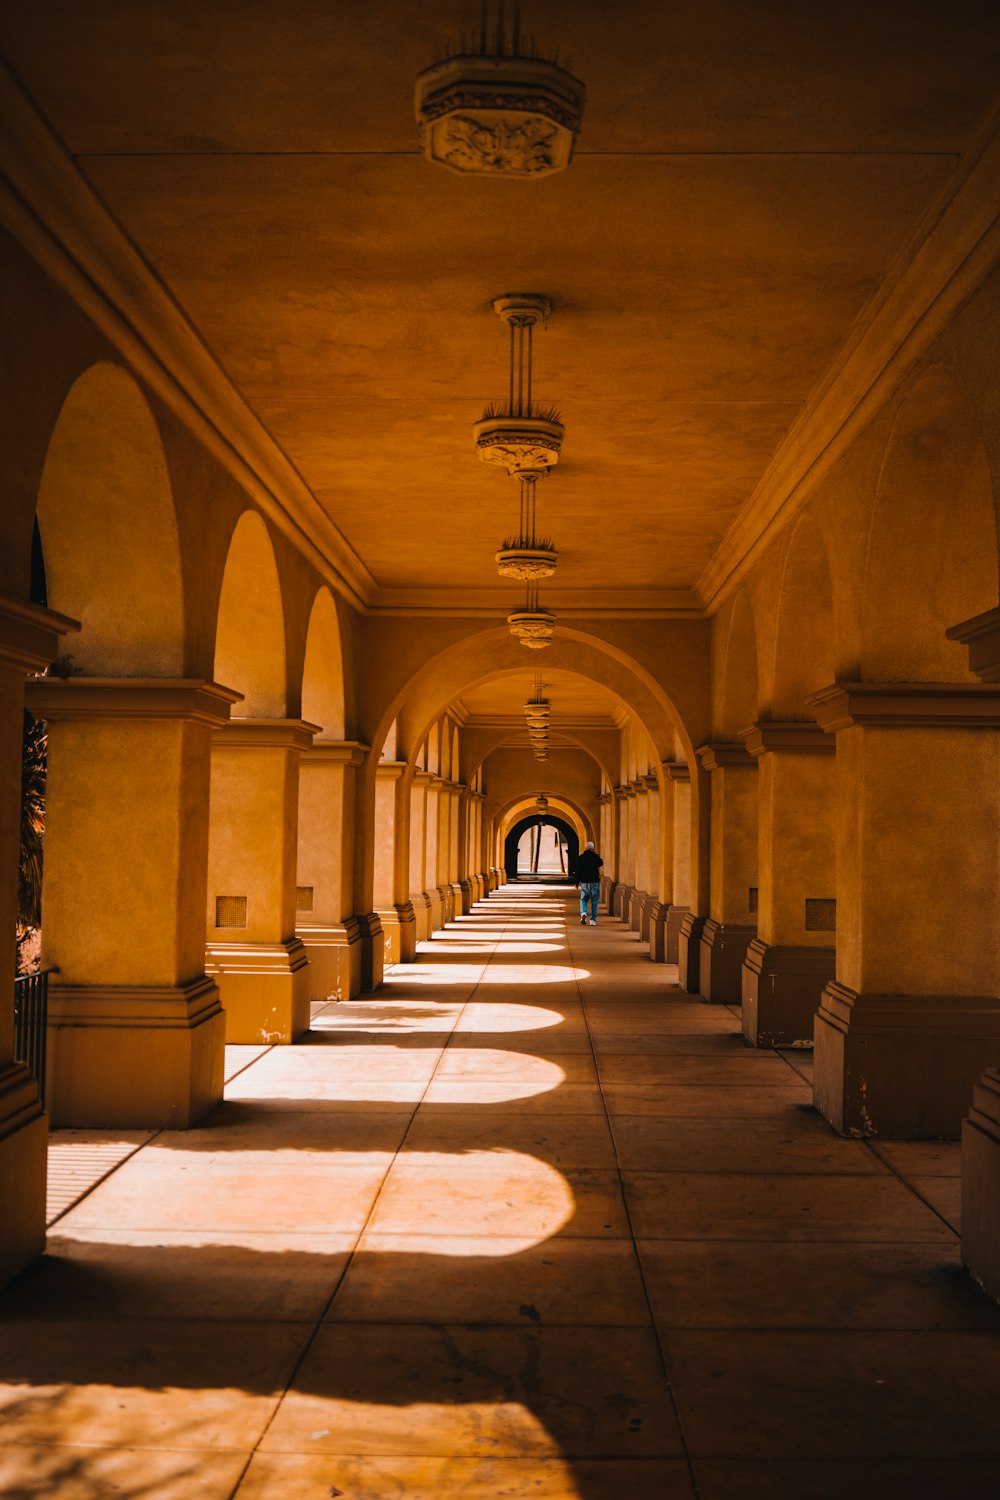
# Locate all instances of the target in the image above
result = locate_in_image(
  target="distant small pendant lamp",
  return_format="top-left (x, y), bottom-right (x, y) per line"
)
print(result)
top-left (415, 2), bottom-right (585, 178)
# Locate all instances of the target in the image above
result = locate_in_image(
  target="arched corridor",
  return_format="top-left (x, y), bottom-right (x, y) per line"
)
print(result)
top-left (4, 888), bottom-right (998, 1499)
top-left (2, 4), bottom-right (1000, 1494)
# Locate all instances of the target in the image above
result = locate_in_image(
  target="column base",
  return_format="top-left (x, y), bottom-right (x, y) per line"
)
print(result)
top-left (614, 884), bottom-right (633, 919)
top-left (356, 912), bottom-right (385, 993)
top-left (742, 940), bottom-right (834, 1048)
top-left (666, 904), bottom-right (691, 966)
top-left (487, 868), bottom-right (500, 892)
top-left (48, 974), bottom-right (226, 1126)
top-left (426, 887), bottom-right (443, 932)
top-left (638, 893), bottom-right (653, 943)
top-left (647, 901), bottom-right (669, 962)
top-left (296, 918), bottom-right (364, 1001)
top-left (627, 888), bottom-right (643, 933)
top-left (699, 920), bottom-right (757, 1004)
top-left (458, 879), bottom-right (474, 915)
top-left (411, 890), bottom-right (432, 942)
top-left (377, 903), bottom-right (417, 964)
top-left (601, 877), bottom-right (617, 916)
top-left (815, 984), bottom-right (1000, 1138)
top-left (0, 1062), bottom-right (47, 1288)
top-left (677, 912), bottom-right (704, 992)
top-left (963, 1070), bottom-right (1000, 1303)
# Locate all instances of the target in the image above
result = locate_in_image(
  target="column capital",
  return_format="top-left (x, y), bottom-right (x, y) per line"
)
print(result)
top-left (597, 792), bottom-right (613, 805)
top-left (695, 742), bottom-right (755, 771)
top-left (808, 681), bottom-right (1000, 732)
top-left (213, 717), bottom-right (320, 751)
top-left (663, 760), bottom-right (691, 782)
top-left (630, 778), bottom-right (648, 796)
top-left (375, 758), bottom-right (408, 780)
top-left (413, 769), bottom-right (436, 786)
top-left (26, 677), bottom-right (242, 727)
top-left (303, 739), bottom-right (369, 767)
top-left (0, 590), bottom-right (79, 674)
top-left (642, 774), bottom-right (659, 791)
top-left (946, 607), bottom-right (1000, 681)
top-left (614, 785), bottom-right (630, 801)
top-left (739, 720), bottom-right (833, 756)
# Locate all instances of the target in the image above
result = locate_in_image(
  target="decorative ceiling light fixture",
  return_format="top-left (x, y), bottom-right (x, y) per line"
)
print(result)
top-left (476, 295), bottom-right (563, 483)
top-left (415, 4), bottom-right (585, 178)
top-left (524, 675), bottom-right (552, 757)
top-left (509, 580), bottom-right (556, 650)
top-left (536, 793), bottom-right (549, 811)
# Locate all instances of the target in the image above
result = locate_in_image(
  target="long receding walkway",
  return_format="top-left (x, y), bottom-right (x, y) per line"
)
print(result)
top-left (2, 888), bottom-right (1000, 1499)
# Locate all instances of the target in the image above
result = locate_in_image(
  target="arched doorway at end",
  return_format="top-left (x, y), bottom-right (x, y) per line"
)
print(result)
top-left (504, 816), bottom-right (580, 883)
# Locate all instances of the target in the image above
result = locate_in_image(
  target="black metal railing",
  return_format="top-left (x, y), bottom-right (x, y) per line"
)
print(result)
top-left (13, 967), bottom-right (54, 1108)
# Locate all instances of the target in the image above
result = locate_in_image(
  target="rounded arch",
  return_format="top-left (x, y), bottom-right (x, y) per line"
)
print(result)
top-left (771, 512), bottom-right (836, 717)
top-left (36, 362), bottom-right (184, 674)
top-left (861, 364), bottom-right (997, 681)
top-left (214, 511), bottom-right (286, 715)
top-left (495, 793), bottom-right (594, 866)
top-left (504, 815), bottom-right (580, 881)
top-left (719, 588), bottom-right (759, 735)
top-left (301, 586), bottom-right (346, 738)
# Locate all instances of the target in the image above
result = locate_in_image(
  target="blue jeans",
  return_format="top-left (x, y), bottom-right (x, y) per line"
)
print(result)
top-left (579, 882), bottom-right (600, 920)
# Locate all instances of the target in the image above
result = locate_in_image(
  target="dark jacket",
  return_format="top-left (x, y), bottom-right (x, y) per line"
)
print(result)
top-left (575, 848), bottom-right (603, 883)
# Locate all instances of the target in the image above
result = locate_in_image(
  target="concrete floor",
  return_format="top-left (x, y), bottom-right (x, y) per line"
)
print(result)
top-left (2, 886), bottom-right (1000, 1499)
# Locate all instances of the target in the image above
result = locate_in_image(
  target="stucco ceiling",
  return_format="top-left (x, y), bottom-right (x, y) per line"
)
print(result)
top-left (3, 0), bottom-right (998, 603)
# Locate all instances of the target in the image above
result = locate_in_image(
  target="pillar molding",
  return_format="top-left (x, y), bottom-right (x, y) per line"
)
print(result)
top-left (740, 721), bottom-right (834, 756)
top-left (207, 716), bottom-right (319, 1044)
top-left (807, 680), bottom-right (1000, 1136)
top-left (963, 1069), bottom-right (1000, 1303)
top-left (27, 678), bottom-right (243, 1126)
top-left (297, 740), bottom-right (370, 999)
top-left (0, 593), bottom-right (79, 1286)
top-left (694, 742), bottom-right (758, 1002)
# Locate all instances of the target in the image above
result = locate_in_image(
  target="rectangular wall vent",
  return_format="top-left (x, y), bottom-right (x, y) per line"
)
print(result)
top-left (215, 895), bottom-right (248, 929)
top-left (748, 886), bottom-right (758, 915)
top-left (805, 898), bottom-right (836, 932)
top-left (296, 885), bottom-right (314, 912)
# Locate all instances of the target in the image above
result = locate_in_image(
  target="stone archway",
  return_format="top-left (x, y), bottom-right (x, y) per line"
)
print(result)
top-left (504, 814), bottom-right (580, 882)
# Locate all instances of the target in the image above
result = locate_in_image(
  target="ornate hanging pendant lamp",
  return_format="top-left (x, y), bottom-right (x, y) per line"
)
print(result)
top-left (475, 294), bottom-right (563, 483)
top-left (508, 579), bottom-right (556, 650)
top-left (415, 4), bottom-right (585, 178)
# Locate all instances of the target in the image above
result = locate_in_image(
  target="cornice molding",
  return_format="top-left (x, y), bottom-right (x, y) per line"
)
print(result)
top-left (26, 676), bottom-right (242, 726)
top-left (809, 681), bottom-right (1000, 732)
top-left (695, 742), bottom-right (756, 771)
top-left (304, 740), bottom-right (369, 767)
top-left (213, 718), bottom-right (321, 751)
top-left (374, 758), bottom-right (408, 779)
top-left (696, 99), bottom-right (1000, 612)
top-left (739, 720), bottom-right (834, 756)
top-left (946, 607), bottom-right (1000, 682)
top-left (367, 587), bottom-right (703, 618)
top-left (0, 590), bottom-right (79, 673)
top-left (663, 761), bottom-right (691, 782)
top-left (0, 63), bottom-right (375, 613)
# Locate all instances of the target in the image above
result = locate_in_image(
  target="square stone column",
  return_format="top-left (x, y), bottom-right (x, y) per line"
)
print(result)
top-left (28, 676), bottom-right (239, 1128)
top-left (373, 760), bottom-right (417, 964)
top-left (613, 787), bottom-right (632, 918)
top-left (409, 773), bottom-right (432, 940)
top-left (629, 780), bottom-right (649, 932)
top-left (445, 780), bottom-right (464, 914)
top-left (297, 740), bottom-right (371, 996)
top-left (424, 776), bottom-right (443, 931)
top-left (597, 792), bottom-right (617, 915)
top-left (206, 719), bottom-right (317, 1044)
top-left (694, 743), bottom-right (758, 1003)
top-left (737, 722), bottom-right (836, 1045)
top-left (0, 593), bottom-right (77, 1284)
top-left (811, 681), bottom-right (1000, 1138)
top-left (667, 764), bottom-right (700, 985)
top-left (642, 776), bottom-right (660, 942)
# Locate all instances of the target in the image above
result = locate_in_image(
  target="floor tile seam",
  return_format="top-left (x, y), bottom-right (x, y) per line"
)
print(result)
top-left (222, 1046), bottom-right (278, 1088)
top-left (46, 1134), bottom-right (165, 1230)
top-left (619, 1168), bottom-right (897, 1179)
top-left (221, 897), bottom-right (525, 1500)
top-left (565, 905), bottom-right (705, 1500)
top-left (863, 1141), bottom-right (963, 1239)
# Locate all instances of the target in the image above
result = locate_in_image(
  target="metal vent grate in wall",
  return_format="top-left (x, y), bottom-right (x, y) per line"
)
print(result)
top-left (215, 895), bottom-right (248, 929)
top-left (296, 886), bottom-right (314, 912)
top-left (805, 898), bottom-right (836, 932)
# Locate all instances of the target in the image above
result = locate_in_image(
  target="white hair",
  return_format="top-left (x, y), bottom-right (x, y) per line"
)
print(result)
top-left (584, 841), bottom-right (595, 849)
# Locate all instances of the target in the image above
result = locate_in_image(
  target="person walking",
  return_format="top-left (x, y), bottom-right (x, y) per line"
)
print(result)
top-left (576, 840), bottom-right (603, 926)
